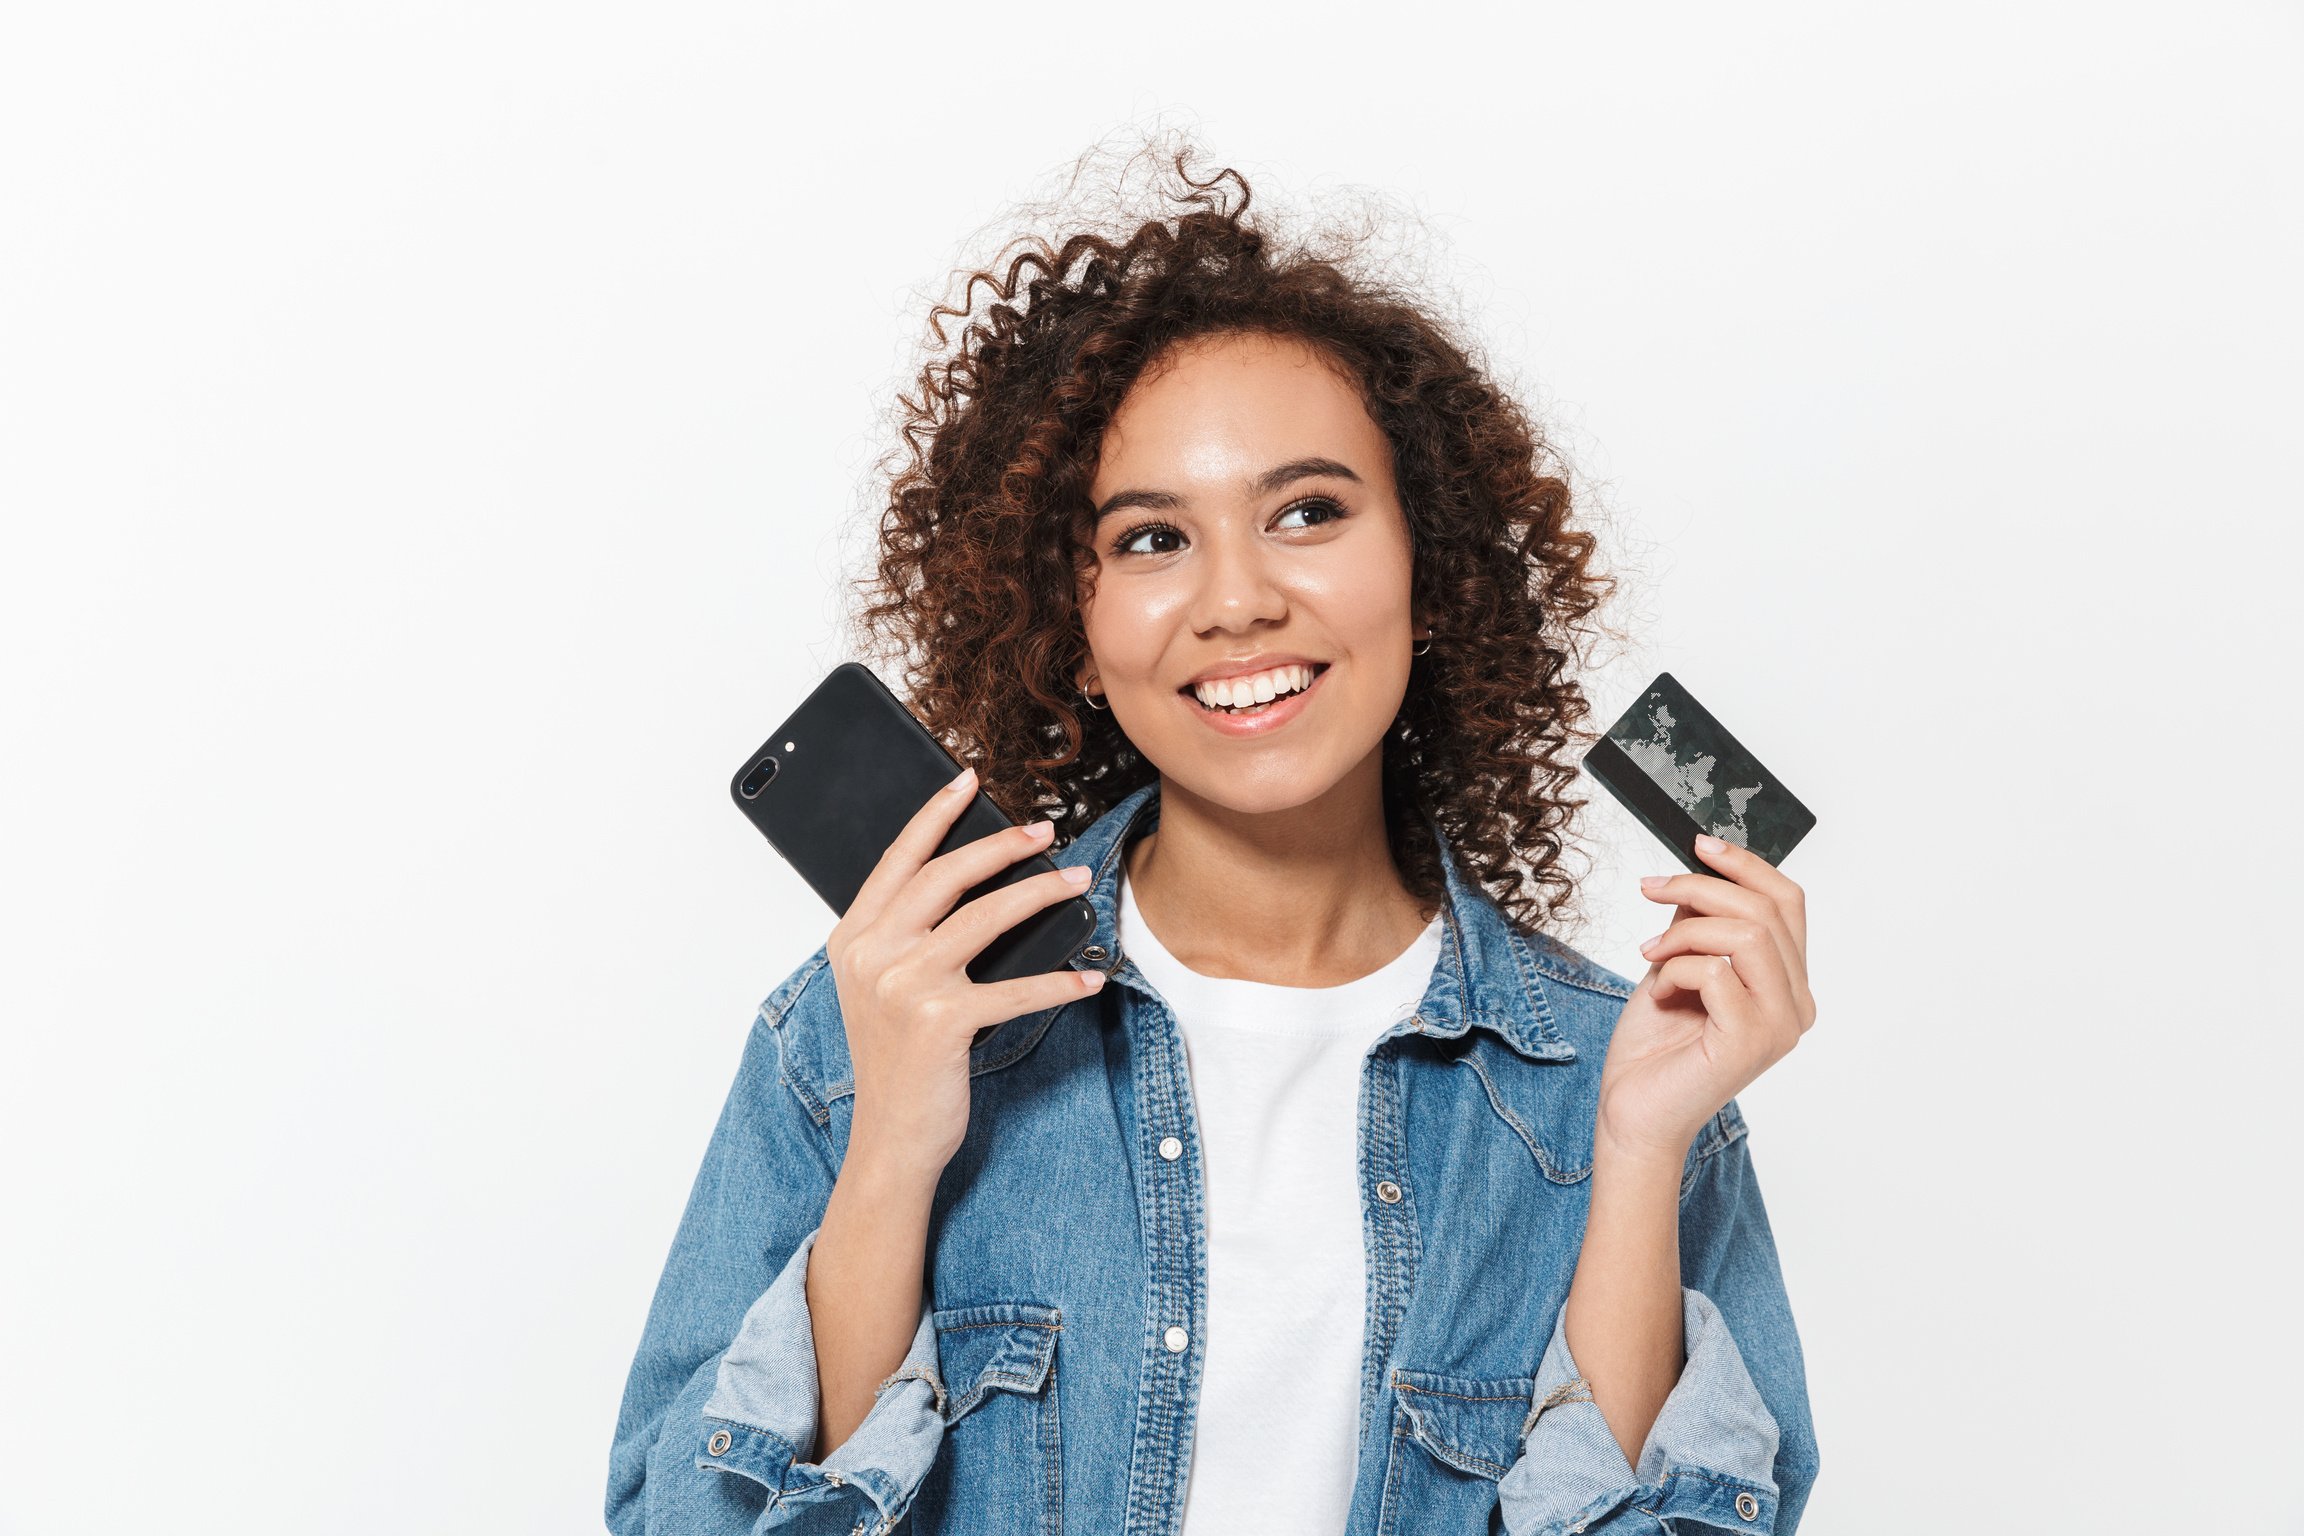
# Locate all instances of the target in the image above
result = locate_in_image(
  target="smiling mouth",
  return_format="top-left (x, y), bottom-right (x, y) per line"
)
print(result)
top-left (1179, 662), bottom-right (1330, 715)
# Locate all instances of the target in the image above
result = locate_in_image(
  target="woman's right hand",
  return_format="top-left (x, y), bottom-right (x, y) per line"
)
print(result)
top-left (825, 764), bottom-right (1104, 1182)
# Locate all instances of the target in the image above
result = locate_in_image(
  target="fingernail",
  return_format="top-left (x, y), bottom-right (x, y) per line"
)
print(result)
top-left (1026, 819), bottom-right (1054, 839)
top-left (1062, 865), bottom-right (1091, 884)
top-left (1639, 875), bottom-right (1669, 890)
top-left (945, 765), bottom-right (975, 793)
top-left (1081, 969), bottom-right (1106, 989)
top-left (1639, 932), bottom-right (1663, 953)
top-left (1696, 833), bottom-right (1726, 854)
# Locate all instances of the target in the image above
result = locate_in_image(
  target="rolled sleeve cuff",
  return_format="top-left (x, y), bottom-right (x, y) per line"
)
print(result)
top-left (1498, 1286), bottom-right (1781, 1535)
top-left (694, 1226), bottom-right (948, 1531)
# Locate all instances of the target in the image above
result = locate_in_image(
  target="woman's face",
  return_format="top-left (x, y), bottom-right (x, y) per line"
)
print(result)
top-left (1075, 330), bottom-right (1425, 815)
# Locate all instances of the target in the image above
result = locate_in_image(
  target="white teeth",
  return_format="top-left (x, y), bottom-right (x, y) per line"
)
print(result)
top-left (1191, 663), bottom-right (1317, 710)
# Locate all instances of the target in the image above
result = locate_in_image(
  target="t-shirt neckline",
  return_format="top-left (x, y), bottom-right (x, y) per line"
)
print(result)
top-left (1116, 864), bottom-right (1443, 1035)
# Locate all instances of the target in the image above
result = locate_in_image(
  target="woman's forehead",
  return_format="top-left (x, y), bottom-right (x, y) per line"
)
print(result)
top-left (1092, 334), bottom-right (1388, 496)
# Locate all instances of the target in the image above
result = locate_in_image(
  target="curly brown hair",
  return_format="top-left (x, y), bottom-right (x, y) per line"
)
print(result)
top-left (845, 142), bottom-right (1632, 938)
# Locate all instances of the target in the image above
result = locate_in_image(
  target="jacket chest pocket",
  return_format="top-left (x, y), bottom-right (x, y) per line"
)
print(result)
top-left (1378, 1368), bottom-right (1534, 1536)
top-left (906, 1302), bottom-right (1062, 1536)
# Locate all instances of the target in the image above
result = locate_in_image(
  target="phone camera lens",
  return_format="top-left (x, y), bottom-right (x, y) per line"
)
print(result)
top-left (737, 756), bottom-right (779, 799)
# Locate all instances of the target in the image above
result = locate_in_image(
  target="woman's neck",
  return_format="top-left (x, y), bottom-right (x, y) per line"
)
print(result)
top-left (1122, 773), bottom-right (1435, 987)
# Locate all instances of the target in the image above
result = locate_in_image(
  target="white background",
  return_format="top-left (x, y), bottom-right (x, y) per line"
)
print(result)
top-left (3, 4), bottom-right (2297, 1532)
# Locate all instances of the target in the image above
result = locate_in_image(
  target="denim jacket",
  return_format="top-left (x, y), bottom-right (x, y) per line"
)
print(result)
top-left (607, 779), bottom-right (1819, 1535)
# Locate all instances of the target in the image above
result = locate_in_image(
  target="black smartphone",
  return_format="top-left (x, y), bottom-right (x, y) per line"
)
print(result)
top-left (1581, 672), bottom-right (1816, 874)
top-left (729, 662), bottom-right (1098, 984)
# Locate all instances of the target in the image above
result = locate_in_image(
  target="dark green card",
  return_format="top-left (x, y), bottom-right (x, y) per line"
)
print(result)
top-left (1582, 672), bottom-right (1815, 874)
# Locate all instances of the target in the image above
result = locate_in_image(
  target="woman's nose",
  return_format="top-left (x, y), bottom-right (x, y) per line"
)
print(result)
top-left (1185, 528), bottom-right (1289, 632)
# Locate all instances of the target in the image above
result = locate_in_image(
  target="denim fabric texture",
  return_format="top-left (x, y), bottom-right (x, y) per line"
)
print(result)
top-left (607, 778), bottom-right (1820, 1534)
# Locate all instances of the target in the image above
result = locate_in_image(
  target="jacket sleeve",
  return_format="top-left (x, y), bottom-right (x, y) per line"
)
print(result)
top-left (605, 957), bottom-right (954, 1535)
top-left (1497, 1100), bottom-right (1822, 1536)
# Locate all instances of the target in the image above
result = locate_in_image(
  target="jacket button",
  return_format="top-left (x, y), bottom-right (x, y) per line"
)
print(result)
top-left (1375, 1180), bottom-right (1403, 1204)
top-left (1158, 1136), bottom-right (1183, 1161)
top-left (706, 1428), bottom-right (732, 1456)
top-left (1163, 1325), bottom-right (1189, 1352)
top-left (1736, 1492), bottom-right (1759, 1521)
top-left (1081, 944), bottom-right (1109, 962)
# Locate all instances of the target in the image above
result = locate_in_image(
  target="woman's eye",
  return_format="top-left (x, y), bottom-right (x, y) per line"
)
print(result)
top-left (1113, 521), bottom-right (1184, 556)
top-left (1276, 495), bottom-right (1347, 530)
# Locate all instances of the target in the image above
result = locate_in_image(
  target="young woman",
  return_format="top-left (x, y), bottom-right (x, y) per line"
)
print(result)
top-left (608, 154), bottom-right (1820, 1536)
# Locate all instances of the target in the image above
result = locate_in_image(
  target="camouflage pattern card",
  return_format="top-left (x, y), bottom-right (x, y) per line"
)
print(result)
top-left (1582, 672), bottom-right (1816, 874)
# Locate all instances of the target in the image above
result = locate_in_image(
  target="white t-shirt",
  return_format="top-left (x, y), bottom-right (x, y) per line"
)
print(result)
top-left (1117, 865), bottom-right (1444, 1535)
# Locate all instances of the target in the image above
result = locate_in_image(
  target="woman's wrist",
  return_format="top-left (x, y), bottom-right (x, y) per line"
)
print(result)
top-left (1593, 1105), bottom-right (1698, 1177)
top-left (841, 1117), bottom-right (954, 1196)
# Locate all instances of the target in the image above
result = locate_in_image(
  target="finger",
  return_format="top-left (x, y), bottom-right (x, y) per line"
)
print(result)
top-left (1638, 915), bottom-right (1801, 1040)
top-left (847, 764), bottom-right (988, 931)
top-left (1641, 900), bottom-right (1811, 1032)
top-left (1643, 839), bottom-right (1806, 964)
top-left (884, 814), bottom-right (1065, 938)
top-left (927, 863), bottom-right (1095, 969)
top-left (1639, 864), bottom-right (1810, 1019)
top-left (1689, 833), bottom-right (1806, 963)
top-left (948, 961), bottom-right (1110, 1038)
top-left (1647, 953), bottom-right (1762, 1041)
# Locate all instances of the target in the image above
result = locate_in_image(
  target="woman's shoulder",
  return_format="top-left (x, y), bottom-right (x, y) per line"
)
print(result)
top-left (746, 941), bottom-right (849, 1127)
top-left (755, 940), bottom-right (836, 1030)
top-left (1515, 925), bottom-right (1637, 1004)
top-left (1498, 923), bottom-right (1639, 1061)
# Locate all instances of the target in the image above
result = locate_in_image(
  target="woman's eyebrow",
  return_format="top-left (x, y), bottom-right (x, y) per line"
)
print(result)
top-left (1092, 456), bottom-right (1362, 522)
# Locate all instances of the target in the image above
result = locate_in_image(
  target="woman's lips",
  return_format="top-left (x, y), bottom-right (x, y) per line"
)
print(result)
top-left (1178, 663), bottom-right (1329, 737)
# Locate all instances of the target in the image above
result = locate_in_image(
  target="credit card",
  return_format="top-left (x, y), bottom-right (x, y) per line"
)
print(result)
top-left (1582, 672), bottom-right (1815, 874)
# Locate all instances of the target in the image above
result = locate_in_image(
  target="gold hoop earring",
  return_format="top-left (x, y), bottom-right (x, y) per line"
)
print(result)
top-left (1081, 684), bottom-right (1109, 711)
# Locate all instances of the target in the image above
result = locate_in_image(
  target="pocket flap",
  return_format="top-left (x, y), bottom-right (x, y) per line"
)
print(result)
top-left (1391, 1368), bottom-right (1537, 1480)
top-left (932, 1301), bottom-right (1062, 1422)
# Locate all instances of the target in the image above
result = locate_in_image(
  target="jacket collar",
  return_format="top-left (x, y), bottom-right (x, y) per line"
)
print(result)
top-left (1050, 779), bottom-right (1578, 1066)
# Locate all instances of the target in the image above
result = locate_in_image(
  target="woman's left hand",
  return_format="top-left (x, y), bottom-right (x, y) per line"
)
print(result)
top-left (1596, 833), bottom-right (1818, 1165)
